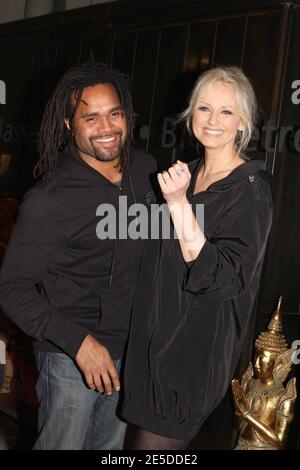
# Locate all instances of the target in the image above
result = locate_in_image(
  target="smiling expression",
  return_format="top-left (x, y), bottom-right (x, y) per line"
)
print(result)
top-left (66, 83), bottom-right (127, 163)
top-left (192, 80), bottom-right (243, 153)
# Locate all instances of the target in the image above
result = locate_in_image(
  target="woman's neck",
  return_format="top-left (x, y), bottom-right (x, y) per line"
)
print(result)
top-left (201, 148), bottom-right (244, 178)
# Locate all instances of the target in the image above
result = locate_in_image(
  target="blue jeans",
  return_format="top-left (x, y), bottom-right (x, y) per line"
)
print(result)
top-left (33, 351), bottom-right (127, 450)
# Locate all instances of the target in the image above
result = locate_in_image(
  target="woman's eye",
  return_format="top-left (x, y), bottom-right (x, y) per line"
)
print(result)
top-left (222, 110), bottom-right (233, 115)
top-left (199, 106), bottom-right (209, 112)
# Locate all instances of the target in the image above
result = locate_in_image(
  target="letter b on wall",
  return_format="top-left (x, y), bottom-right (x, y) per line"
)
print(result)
top-left (0, 80), bottom-right (6, 104)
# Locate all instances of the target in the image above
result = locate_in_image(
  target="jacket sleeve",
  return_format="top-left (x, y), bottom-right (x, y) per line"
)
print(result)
top-left (182, 182), bottom-right (273, 301)
top-left (0, 188), bottom-right (90, 358)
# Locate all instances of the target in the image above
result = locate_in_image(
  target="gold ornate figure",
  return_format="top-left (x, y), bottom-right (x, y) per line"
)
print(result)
top-left (232, 297), bottom-right (297, 450)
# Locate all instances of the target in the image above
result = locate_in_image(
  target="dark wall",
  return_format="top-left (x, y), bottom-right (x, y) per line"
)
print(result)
top-left (0, 0), bottom-right (299, 448)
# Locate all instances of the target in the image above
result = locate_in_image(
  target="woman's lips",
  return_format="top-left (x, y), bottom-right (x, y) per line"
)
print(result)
top-left (203, 128), bottom-right (224, 137)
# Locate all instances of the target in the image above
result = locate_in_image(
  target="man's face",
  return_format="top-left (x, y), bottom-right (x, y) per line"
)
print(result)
top-left (66, 83), bottom-right (127, 163)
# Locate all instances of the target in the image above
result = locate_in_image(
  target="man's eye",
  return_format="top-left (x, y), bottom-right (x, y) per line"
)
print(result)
top-left (86, 117), bottom-right (95, 122)
top-left (111, 111), bottom-right (121, 118)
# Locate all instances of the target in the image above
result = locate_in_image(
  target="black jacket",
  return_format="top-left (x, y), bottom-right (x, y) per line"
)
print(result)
top-left (121, 158), bottom-right (273, 440)
top-left (0, 144), bottom-right (157, 359)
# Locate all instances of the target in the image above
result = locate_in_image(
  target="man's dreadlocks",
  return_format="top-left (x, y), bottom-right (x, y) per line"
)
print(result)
top-left (34, 62), bottom-right (135, 180)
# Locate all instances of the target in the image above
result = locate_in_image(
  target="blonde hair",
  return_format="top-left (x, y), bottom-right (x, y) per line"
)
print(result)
top-left (181, 66), bottom-right (257, 156)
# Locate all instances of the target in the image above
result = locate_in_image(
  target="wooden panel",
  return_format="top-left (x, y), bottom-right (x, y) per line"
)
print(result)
top-left (27, 42), bottom-right (57, 123)
top-left (55, 37), bottom-right (82, 74)
top-left (237, 13), bottom-right (281, 162)
top-left (16, 42), bottom-right (57, 196)
top-left (0, 43), bottom-right (35, 197)
top-left (80, 34), bottom-right (110, 64)
top-left (0, 44), bottom-right (33, 125)
top-left (111, 31), bottom-right (137, 77)
top-left (184, 20), bottom-right (217, 72)
top-left (213, 17), bottom-right (246, 67)
top-left (258, 7), bottom-right (300, 314)
top-left (131, 29), bottom-right (160, 151)
top-left (243, 14), bottom-right (281, 122)
top-left (148, 25), bottom-right (187, 169)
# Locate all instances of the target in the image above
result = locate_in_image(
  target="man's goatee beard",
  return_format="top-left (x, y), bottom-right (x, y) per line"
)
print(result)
top-left (91, 136), bottom-right (124, 162)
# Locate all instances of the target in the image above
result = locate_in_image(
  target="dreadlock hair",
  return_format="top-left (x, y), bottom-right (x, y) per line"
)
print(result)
top-left (34, 62), bottom-right (135, 181)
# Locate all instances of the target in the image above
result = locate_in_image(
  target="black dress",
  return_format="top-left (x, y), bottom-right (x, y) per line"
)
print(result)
top-left (121, 158), bottom-right (273, 440)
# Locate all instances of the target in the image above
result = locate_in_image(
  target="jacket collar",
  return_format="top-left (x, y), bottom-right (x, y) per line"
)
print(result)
top-left (60, 141), bottom-right (128, 187)
top-left (189, 157), bottom-right (268, 193)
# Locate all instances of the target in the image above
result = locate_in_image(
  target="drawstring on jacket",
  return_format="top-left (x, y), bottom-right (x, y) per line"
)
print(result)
top-left (108, 164), bottom-right (136, 287)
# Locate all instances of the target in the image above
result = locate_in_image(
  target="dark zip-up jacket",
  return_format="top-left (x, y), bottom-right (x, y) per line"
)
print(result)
top-left (121, 158), bottom-right (273, 440)
top-left (0, 144), bottom-right (157, 359)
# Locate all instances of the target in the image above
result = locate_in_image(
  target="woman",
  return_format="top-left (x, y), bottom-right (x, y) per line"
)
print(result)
top-left (121, 67), bottom-right (273, 449)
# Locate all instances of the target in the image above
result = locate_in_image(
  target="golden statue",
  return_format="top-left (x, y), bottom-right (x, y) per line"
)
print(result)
top-left (0, 334), bottom-right (14, 394)
top-left (232, 297), bottom-right (297, 450)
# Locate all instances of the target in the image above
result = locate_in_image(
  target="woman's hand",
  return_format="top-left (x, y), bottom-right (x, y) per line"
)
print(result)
top-left (157, 160), bottom-right (191, 205)
top-left (156, 159), bottom-right (205, 262)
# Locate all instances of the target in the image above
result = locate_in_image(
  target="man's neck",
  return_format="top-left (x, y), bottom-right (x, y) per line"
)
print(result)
top-left (80, 153), bottom-right (122, 183)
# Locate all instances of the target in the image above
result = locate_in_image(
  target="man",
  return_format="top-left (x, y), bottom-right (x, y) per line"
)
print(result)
top-left (0, 63), bottom-right (157, 449)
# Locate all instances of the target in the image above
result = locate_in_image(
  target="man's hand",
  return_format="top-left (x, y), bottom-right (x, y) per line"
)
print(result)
top-left (75, 334), bottom-right (120, 395)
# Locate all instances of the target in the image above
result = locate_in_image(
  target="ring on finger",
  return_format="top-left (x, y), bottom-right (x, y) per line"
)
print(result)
top-left (176, 167), bottom-right (184, 177)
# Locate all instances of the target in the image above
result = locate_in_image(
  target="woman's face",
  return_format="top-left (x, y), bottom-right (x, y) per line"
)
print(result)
top-left (192, 80), bottom-right (243, 153)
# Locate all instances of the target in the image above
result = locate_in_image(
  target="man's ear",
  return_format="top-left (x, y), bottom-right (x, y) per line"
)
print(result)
top-left (64, 118), bottom-right (71, 132)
